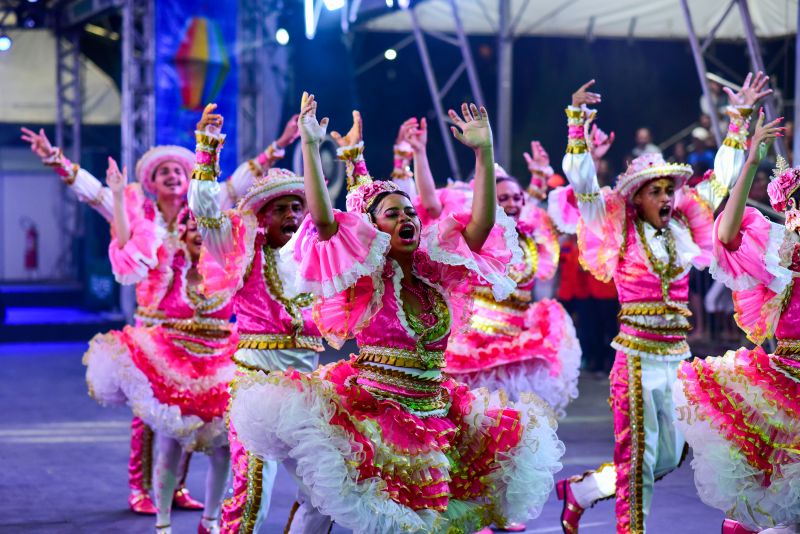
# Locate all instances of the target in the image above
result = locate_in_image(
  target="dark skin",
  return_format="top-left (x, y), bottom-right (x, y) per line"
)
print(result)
top-left (496, 179), bottom-right (525, 221)
top-left (632, 178), bottom-right (675, 230)
top-left (258, 194), bottom-right (307, 248)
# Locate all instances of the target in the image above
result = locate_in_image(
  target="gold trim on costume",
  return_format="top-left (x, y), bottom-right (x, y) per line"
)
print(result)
top-left (237, 333), bottom-right (324, 352)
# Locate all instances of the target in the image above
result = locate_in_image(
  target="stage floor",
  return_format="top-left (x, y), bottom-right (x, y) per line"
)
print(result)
top-left (1, 342), bottom-right (724, 533)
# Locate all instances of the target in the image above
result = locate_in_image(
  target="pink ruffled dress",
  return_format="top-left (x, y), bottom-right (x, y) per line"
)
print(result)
top-left (228, 209), bottom-right (564, 534)
top-left (444, 201), bottom-right (581, 417)
top-left (674, 207), bottom-right (800, 531)
top-left (83, 187), bottom-right (238, 452)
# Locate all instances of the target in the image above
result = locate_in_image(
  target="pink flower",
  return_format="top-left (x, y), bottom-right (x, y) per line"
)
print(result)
top-left (768, 169), bottom-right (800, 211)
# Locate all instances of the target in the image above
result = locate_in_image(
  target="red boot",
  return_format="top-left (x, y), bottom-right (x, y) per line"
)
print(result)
top-left (173, 486), bottom-right (204, 510)
top-left (556, 479), bottom-right (584, 534)
top-left (722, 519), bottom-right (757, 534)
top-left (127, 490), bottom-right (157, 515)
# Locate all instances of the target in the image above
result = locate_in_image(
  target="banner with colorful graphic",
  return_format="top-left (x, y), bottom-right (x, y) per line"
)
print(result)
top-left (155, 0), bottom-right (238, 173)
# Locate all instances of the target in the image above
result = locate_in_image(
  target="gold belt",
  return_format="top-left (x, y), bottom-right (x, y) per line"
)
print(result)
top-left (612, 332), bottom-right (690, 357)
top-left (473, 286), bottom-right (532, 308)
top-left (357, 345), bottom-right (445, 371)
top-left (618, 301), bottom-right (691, 317)
top-left (237, 333), bottom-right (324, 351)
top-left (775, 338), bottom-right (800, 356)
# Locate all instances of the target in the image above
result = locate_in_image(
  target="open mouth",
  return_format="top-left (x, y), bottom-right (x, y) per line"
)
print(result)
top-left (398, 223), bottom-right (416, 242)
top-left (659, 205), bottom-right (671, 220)
top-left (192, 236), bottom-right (202, 246)
top-left (281, 222), bottom-right (299, 236)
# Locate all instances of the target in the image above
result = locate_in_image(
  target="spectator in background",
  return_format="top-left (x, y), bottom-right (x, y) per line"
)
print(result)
top-left (687, 127), bottom-right (715, 171)
top-left (700, 79), bottom-right (729, 133)
top-left (595, 158), bottom-right (614, 187)
top-left (749, 165), bottom-right (772, 206)
top-left (631, 127), bottom-right (661, 157)
top-left (670, 140), bottom-right (688, 164)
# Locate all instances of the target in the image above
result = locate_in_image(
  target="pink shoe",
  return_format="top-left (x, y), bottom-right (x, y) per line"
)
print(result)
top-left (496, 523), bottom-right (526, 532)
top-left (556, 479), bottom-right (584, 534)
top-left (473, 529), bottom-right (493, 534)
top-left (128, 490), bottom-right (157, 515)
top-left (173, 486), bottom-right (204, 510)
top-left (722, 519), bottom-right (757, 534)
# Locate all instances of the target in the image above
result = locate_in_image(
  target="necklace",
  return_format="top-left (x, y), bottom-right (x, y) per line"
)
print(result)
top-left (635, 219), bottom-right (682, 302)
top-left (509, 234), bottom-right (539, 285)
top-left (400, 276), bottom-right (450, 368)
top-left (262, 245), bottom-right (314, 334)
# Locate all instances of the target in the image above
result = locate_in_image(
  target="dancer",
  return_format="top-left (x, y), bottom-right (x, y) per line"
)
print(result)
top-left (83, 157), bottom-right (238, 534)
top-left (188, 109), bottom-right (328, 534)
top-left (407, 116), bottom-right (581, 417)
top-left (554, 73), bottom-right (768, 533)
top-left (226, 93), bottom-right (564, 534)
top-left (673, 111), bottom-right (797, 534)
top-left (20, 117), bottom-right (299, 514)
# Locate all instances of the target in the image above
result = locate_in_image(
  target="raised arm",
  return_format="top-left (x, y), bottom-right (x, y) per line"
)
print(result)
top-left (187, 103), bottom-right (237, 262)
top-left (697, 72), bottom-right (772, 210)
top-left (523, 140), bottom-right (554, 200)
top-left (390, 118), bottom-right (418, 201)
top-left (406, 117), bottom-right (443, 218)
top-left (107, 157), bottom-right (130, 247)
top-left (449, 103), bottom-right (494, 251)
top-left (21, 127), bottom-right (113, 221)
top-left (717, 109), bottom-right (784, 247)
top-left (560, 80), bottom-right (605, 226)
top-left (299, 92), bottom-right (337, 240)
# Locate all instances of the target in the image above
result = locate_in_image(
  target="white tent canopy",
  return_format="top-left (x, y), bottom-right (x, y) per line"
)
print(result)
top-left (365, 0), bottom-right (797, 39)
top-left (0, 29), bottom-right (120, 124)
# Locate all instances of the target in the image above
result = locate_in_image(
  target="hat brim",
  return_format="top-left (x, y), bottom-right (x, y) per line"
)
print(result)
top-left (237, 177), bottom-right (306, 214)
top-left (615, 164), bottom-right (693, 201)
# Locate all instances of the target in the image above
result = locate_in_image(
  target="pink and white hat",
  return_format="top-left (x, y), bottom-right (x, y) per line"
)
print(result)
top-left (614, 152), bottom-right (693, 202)
top-left (340, 142), bottom-right (400, 214)
top-left (134, 145), bottom-right (195, 195)
top-left (237, 167), bottom-right (306, 214)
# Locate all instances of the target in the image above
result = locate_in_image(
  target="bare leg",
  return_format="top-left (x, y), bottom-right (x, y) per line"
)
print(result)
top-left (153, 433), bottom-right (182, 528)
top-left (201, 445), bottom-right (232, 533)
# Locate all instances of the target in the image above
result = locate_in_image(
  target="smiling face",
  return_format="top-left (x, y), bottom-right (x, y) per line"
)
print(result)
top-left (183, 218), bottom-right (203, 260)
top-left (259, 194), bottom-right (307, 248)
top-left (632, 178), bottom-right (676, 230)
top-left (370, 192), bottom-right (420, 257)
top-left (151, 160), bottom-right (189, 198)
top-left (496, 178), bottom-right (525, 221)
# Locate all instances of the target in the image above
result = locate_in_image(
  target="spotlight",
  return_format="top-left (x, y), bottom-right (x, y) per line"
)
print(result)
top-left (385, 0), bottom-right (394, 6)
top-left (384, 48), bottom-right (397, 61)
top-left (323, 0), bottom-right (345, 10)
top-left (0, 36), bottom-right (12, 52)
top-left (275, 28), bottom-right (289, 45)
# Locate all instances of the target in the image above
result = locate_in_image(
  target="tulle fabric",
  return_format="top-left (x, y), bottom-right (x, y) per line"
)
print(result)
top-left (446, 299), bottom-right (580, 417)
top-left (228, 358), bottom-right (564, 533)
top-left (675, 347), bottom-right (800, 530)
top-left (199, 210), bottom-right (259, 296)
top-left (108, 185), bottom-right (163, 285)
top-left (576, 188), bottom-right (626, 283)
top-left (547, 185), bottom-right (580, 235)
top-left (83, 326), bottom-right (236, 452)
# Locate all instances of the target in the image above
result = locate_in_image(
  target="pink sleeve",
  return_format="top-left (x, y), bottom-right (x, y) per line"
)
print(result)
top-left (198, 211), bottom-right (258, 296)
top-left (710, 206), bottom-right (791, 293)
top-left (134, 245), bottom-right (173, 309)
top-left (108, 185), bottom-right (162, 285)
top-left (546, 185), bottom-right (580, 234)
top-left (520, 205), bottom-right (560, 281)
top-left (576, 189), bottom-right (625, 283)
top-left (420, 209), bottom-right (520, 301)
top-left (284, 210), bottom-right (390, 298)
top-left (414, 186), bottom-right (471, 226)
top-left (311, 274), bottom-right (385, 349)
top-left (675, 187), bottom-right (714, 269)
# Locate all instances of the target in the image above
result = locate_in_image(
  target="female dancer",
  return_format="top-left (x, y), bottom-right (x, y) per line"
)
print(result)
top-left (227, 93), bottom-right (564, 533)
top-left (83, 157), bottom-right (238, 534)
top-left (673, 110), bottom-right (797, 534)
top-left (188, 109), bottom-right (328, 534)
top-left (406, 116), bottom-right (581, 418)
top-left (554, 73), bottom-right (768, 533)
top-left (20, 118), bottom-right (297, 514)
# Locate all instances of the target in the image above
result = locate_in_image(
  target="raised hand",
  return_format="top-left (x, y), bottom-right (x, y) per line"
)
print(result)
top-left (276, 114), bottom-right (301, 148)
top-left (748, 108), bottom-right (784, 163)
top-left (571, 79), bottom-right (602, 108)
top-left (523, 141), bottom-right (550, 170)
top-left (396, 117), bottom-right (418, 146)
top-left (105, 157), bottom-right (127, 196)
top-left (723, 71), bottom-right (772, 108)
top-left (196, 103), bottom-right (224, 134)
top-left (20, 127), bottom-right (56, 160)
top-left (330, 110), bottom-right (362, 147)
top-left (298, 92), bottom-right (330, 146)
top-left (589, 123), bottom-right (615, 160)
top-left (404, 117), bottom-right (428, 153)
top-left (449, 103), bottom-right (492, 151)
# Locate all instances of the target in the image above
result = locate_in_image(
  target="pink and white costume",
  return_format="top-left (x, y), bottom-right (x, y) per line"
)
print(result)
top-left (557, 103), bottom-right (749, 532)
top-left (228, 146), bottom-right (564, 534)
top-left (83, 186), bottom-right (238, 451)
top-left (674, 171), bottom-right (800, 530)
top-left (188, 130), bottom-right (328, 534)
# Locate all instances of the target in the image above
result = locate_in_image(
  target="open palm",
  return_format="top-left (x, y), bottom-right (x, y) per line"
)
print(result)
top-left (298, 92), bottom-right (329, 145)
top-left (449, 103), bottom-right (492, 150)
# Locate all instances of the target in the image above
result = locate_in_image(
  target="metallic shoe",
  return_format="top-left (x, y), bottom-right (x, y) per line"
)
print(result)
top-left (155, 524), bottom-right (171, 534)
top-left (173, 486), bottom-right (204, 510)
top-left (556, 479), bottom-right (584, 534)
top-left (722, 519), bottom-right (757, 534)
top-left (198, 516), bottom-right (220, 534)
top-left (129, 490), bottom-right (157, 515)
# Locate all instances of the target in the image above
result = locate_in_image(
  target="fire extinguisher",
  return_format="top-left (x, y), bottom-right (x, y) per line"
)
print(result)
top-left (22, 218), bottom-right (38, 275)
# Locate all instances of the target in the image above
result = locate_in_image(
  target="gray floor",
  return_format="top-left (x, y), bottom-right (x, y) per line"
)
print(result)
top-left (1, 342), bottom-right (725, 533)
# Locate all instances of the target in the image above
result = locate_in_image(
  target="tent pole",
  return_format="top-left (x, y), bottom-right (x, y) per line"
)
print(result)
top-left (449, 0), bottom-right (485, 107)
top-left (679, 0), bottom-right (723, 146)
top-left (795, 2), bottom-right (800, 165)
top-left (737, 0), bottom-right (788, 158)
top-left (497, 0), bottom-right (513, 168)
top-left (410, 7), bottom-right (462, 181)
